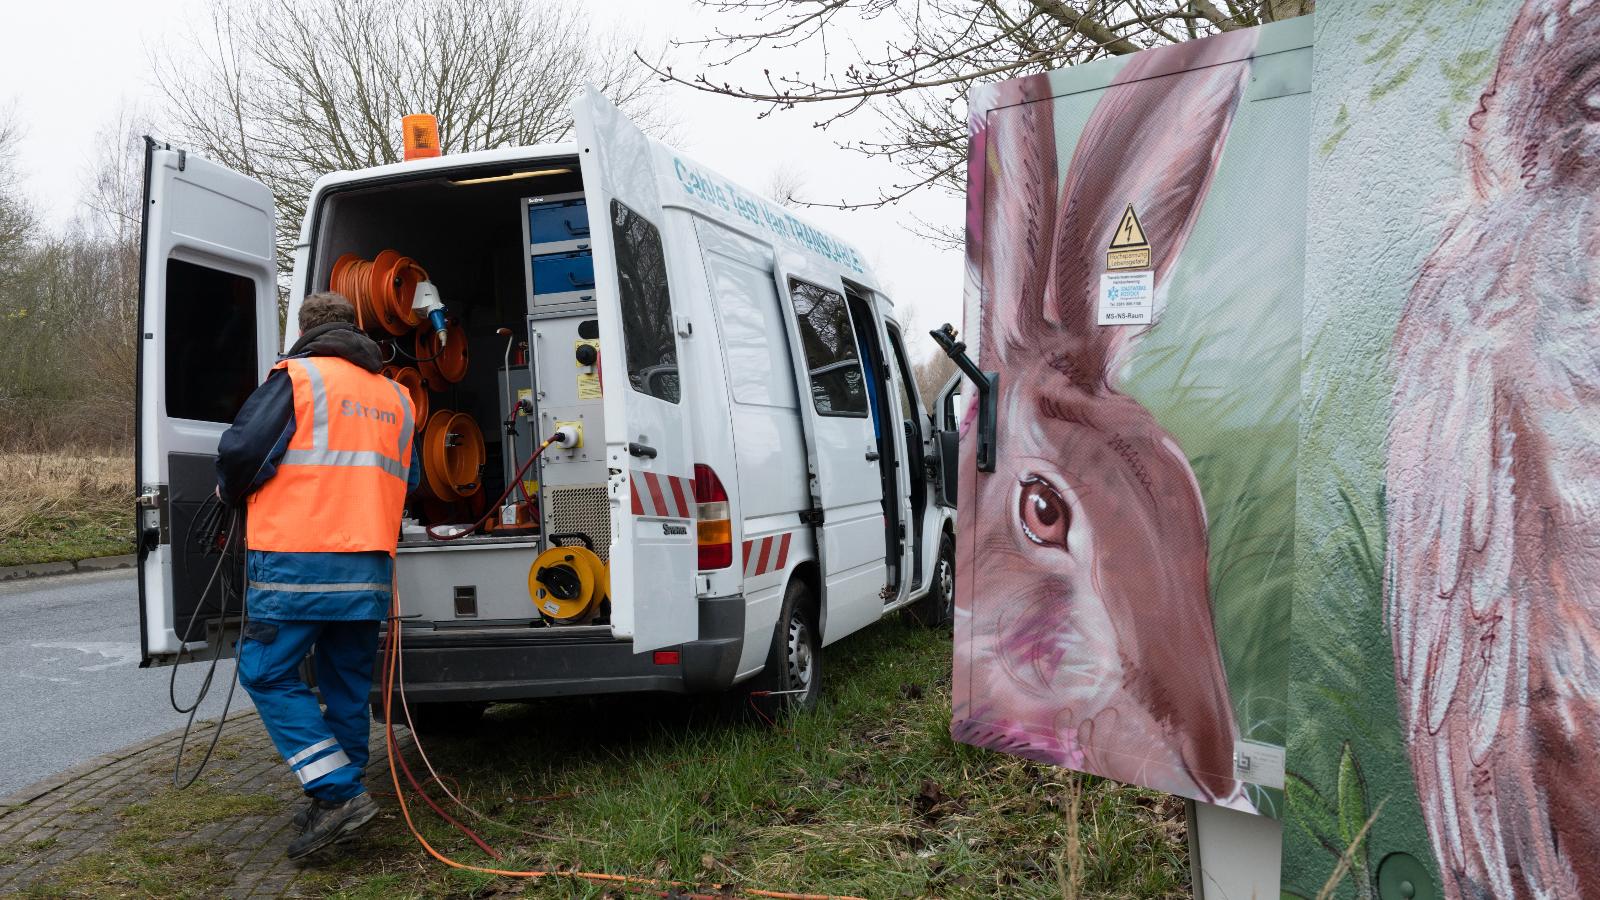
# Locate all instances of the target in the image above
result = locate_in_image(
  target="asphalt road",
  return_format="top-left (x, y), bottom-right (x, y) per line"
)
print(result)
top-left (0, 570), bottom-right (251, 797)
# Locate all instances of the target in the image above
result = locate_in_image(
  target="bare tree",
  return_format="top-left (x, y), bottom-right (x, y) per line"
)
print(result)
top-left (914, 351), bottom-right (957, 411)
top-left (652, 0), bottom-right (1312, 212)
top-left (72, 111), bottom-right (147, 435)
top-left (154, 0), bottom-right (664, 285)
top-left (765, 166), bottom-right (808, 208)
top-left (0, 106), bottom-right (35, 280)
top-left (0, 108), bottom-right (149, 449)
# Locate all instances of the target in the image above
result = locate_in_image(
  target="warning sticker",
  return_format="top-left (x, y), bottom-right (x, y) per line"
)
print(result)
top-left (1106, 204), bottom-right (1151, 270)
top-left (1097, 271), bottom-right (1154, 326)
top-left (574, 339), bottom-right (602, 400)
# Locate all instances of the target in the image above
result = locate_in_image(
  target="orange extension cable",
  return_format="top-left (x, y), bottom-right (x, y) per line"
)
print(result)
top-left (380, 570), bottom-right (864, 900)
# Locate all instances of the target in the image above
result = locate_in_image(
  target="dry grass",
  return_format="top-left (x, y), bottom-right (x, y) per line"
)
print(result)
top-left (0, 449), bottom-right (134, 566)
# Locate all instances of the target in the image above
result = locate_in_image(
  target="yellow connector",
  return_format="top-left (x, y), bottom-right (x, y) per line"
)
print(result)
top-left (553, 420), bottom-right (584, 449)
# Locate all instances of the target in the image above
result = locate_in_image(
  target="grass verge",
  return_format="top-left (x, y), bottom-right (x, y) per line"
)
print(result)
top-left (0, 451), bottom-right (134, 567)
top-left (304, 620), bottom-right (1189, 898)
top-left (11, 621), bottom-right (1188, 898)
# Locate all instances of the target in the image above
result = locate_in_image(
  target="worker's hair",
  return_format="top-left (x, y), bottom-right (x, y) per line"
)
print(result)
top-left (299, 291), bottom-right (358, 332)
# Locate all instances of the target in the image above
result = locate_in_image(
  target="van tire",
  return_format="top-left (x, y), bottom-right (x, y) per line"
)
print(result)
top-left (905, 533), bottom-right (955, 629)
top-left (747, 579), bottom-right (822, 719)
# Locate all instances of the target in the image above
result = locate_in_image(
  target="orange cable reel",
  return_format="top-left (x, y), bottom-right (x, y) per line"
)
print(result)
top-left (367, 249), bottom-right (408, 335)
top-left (389, 366), bottom-right (428, 429)
top-left (419, 409), bottom-right (485, 504)
top-left (384, 257), bottom-right (427, 333)
top-left (416, 320), bottom-right (468, 386)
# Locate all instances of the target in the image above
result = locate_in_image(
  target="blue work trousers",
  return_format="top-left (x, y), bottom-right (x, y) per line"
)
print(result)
top-left (238, 618), bottom-right (380, 802)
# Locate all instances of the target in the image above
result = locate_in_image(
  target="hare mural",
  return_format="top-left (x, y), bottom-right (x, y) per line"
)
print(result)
top-left (951, 30), bottom-right (1263, 812)
top-left (1386, 0), bottom-right (1600, 895)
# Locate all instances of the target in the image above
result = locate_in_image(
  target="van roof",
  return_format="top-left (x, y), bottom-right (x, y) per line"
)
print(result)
top-left (308, 140), bottom-right (890, 303)
top-left (308, 143), bottom-right (581, 194)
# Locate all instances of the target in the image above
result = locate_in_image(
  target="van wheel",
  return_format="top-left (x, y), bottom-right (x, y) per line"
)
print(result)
top-left (905, 533), bottom-right (955, 628)
top-left (748, 580), bottom-right (822, 719)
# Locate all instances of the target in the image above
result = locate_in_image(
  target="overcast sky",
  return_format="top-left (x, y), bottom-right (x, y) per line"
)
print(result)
top-left (2, 0), bottom-right (965, 359)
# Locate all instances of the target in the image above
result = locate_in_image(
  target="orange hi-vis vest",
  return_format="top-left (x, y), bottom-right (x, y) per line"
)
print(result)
top-left (247, 356), bottom-right (415, 555)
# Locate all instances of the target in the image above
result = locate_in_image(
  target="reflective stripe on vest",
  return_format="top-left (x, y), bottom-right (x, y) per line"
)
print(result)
top-left (246, 356), bottom-right (415, 555)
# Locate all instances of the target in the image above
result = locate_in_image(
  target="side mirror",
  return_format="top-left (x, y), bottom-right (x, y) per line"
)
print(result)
top-left (929, 324), bottom-right (997, 472)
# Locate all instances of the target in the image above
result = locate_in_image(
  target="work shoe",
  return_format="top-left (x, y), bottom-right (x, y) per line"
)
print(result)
top-left (286, 793), bottom-right (378, 860)
top-left (291, 799), bottom-right (314, 832)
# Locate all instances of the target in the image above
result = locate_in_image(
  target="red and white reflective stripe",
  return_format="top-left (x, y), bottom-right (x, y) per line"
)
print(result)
top-left (741, 531), bottom-right (793, 578)
top-left (629, 471), bottom-right (694, 518)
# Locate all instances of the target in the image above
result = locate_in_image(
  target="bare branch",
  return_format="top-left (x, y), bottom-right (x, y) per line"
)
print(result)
top-left (658, 0), bottom-right (1309, 210)
top-left (154, 0), bottom-right (663, 299)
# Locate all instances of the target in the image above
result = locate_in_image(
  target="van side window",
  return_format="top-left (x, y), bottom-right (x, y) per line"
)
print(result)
top-left (787, 279), bottom-right (868, 417)
top-left (705, 251), bottom-right (797, 409)
top-left (165, 258), bottom-right (259, 423)
top-left (610, 200), bottom-right (679, 404)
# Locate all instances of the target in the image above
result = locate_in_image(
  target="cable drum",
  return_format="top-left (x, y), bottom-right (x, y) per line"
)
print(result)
top-left (417, 322), bottom-right (468, 385)
top-left (383, 365), bottom-right (429, 430)
top-left (527, 545), bottom-right (608, 623)
top-left (420, 409), bottom-right (485, 501)
top-left (330, 250), bottom-right (432, 337)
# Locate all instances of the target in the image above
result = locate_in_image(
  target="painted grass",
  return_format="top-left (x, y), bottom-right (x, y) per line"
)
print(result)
top-left (0, 451), bottom-right (135, 567)
top-left (292, 621), bottom-right (1190, 899)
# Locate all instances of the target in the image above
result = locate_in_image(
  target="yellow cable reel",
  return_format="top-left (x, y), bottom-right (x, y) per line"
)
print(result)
top-left (528, 544), bottom-right (608, 623)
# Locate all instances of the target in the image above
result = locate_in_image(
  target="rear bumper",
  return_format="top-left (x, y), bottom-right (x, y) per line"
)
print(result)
top-left (376, 595), bottom-right (745, 703)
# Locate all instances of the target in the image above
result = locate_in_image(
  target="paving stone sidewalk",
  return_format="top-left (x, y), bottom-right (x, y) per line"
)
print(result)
top-left (0, 710), bottom-right (410, 898)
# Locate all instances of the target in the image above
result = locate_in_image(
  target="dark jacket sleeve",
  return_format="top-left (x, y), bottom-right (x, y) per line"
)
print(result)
top-left (408, 440), bottom-right (422, 495)
top-left (216, 371), bottom-right (296, 504)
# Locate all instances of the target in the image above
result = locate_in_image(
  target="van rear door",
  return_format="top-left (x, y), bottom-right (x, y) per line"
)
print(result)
top-left (572, 88), bottom-right (698, 653)
top-left (771, 255), bottom-right (888, 644)
top-left (136, 140), bottom-right (279, 666)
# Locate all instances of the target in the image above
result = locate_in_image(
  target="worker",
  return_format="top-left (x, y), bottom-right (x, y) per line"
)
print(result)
top-left (216, 291), bottom-right (420, 860)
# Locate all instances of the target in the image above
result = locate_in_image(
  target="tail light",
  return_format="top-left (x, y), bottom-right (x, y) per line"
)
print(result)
top-left (693, 463), bottom-right (732, 570)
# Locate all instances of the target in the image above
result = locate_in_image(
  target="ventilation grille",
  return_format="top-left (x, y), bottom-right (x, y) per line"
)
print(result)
top-left (547, 485), bottom-right (612, 562)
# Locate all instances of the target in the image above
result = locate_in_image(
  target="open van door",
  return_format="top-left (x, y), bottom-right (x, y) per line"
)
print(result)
top-left (572, 87), bottom-right (698, 653)
top-left (771, 255), bottom-right (888, 644)
top-left (136, 140), bottom-right (278, 666)
top-left (932, 374), bottom-right (963, 508)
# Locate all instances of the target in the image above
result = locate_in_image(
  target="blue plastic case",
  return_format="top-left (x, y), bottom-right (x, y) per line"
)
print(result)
top-left (530, 250), bottom-right (595, 298)
top-left (527, 198), bottom-right (590, 247)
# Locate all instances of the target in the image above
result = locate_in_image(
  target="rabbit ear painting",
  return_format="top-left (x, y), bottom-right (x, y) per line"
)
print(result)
top-left (952, 27), bottom-right (1302, 816)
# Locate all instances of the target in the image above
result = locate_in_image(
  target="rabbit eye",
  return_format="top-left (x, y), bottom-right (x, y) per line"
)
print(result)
top-left (1018, 476), bottom-right (1071, 549)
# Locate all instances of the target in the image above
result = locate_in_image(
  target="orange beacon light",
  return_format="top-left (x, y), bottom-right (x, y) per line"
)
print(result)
top-left (402, 114), bottom-right (441, 160)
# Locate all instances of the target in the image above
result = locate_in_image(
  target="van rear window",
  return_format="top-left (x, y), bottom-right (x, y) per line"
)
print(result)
top-left (610, 200), bottom-right (679, 404)
top-left (787, 279), bottom-right (868, 417)
top-left (165, 258), bottom-right (258, 423)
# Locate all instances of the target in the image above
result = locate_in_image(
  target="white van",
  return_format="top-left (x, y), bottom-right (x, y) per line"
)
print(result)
top-left (135, 89), bottom-right (958, 723)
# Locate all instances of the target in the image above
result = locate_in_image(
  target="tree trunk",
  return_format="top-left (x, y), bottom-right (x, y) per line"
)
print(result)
top-left (1263, 0), bottom-right (1314, 22)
